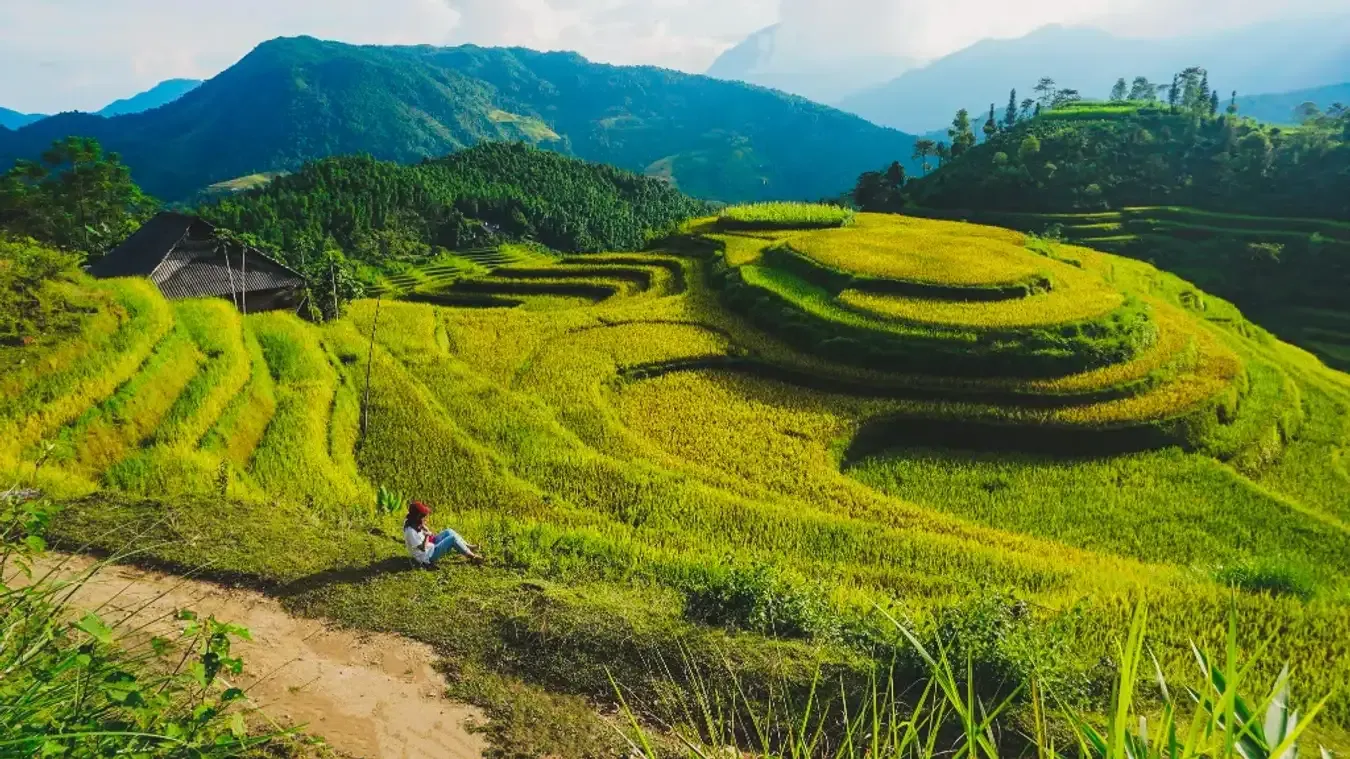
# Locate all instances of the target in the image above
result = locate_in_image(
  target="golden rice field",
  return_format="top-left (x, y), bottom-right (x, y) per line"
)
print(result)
top-left (5, 212), bottom-right (1350, 746)
top-left (719, 201), bottom-right (856, 230)
top-left (785, 214), bottom-right (1047, 286)
top-left (837, 272), bottom-right (1124, 328)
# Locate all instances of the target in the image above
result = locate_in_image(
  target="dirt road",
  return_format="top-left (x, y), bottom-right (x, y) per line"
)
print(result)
top-left (22, 554), bottom-right (487, 759)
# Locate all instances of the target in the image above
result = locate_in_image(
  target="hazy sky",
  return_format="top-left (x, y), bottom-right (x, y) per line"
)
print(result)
top-left (1, 0), bottom-right (1345, 113)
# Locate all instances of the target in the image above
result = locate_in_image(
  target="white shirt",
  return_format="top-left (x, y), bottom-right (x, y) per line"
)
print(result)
top-left (404, 525), bottom-right (434, 564)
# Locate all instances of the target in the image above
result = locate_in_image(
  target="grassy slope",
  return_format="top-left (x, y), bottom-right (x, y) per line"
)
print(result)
top-left (4, 223), bottom-right (1350, 752)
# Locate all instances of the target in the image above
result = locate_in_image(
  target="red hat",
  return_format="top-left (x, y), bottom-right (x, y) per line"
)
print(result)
top-left (409, 501), bottom-right (431, 517)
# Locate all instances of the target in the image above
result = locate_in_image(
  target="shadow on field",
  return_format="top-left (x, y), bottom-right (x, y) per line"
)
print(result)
top-left (274, 556), bottom-right (414, 598)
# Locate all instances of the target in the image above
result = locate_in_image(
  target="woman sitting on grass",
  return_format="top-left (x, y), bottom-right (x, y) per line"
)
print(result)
top-left (403, 501), bottom-right (485, 566)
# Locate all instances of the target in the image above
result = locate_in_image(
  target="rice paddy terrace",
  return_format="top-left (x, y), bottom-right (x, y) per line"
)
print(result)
top-left (906, 205), bottom-right (1350, 373)
top-left (5, 207), bottom-right (1350, 739)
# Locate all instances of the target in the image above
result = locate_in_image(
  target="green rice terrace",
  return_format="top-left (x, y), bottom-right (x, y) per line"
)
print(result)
top-left (5, 206), bottom-right (1350, 751)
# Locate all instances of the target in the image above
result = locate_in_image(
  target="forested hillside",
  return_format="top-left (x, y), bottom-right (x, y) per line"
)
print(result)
top-left (199, 142), bottom-right (713, 263)
top-left (0, 36), bottom-right (916, 203)
top-left (905, 100), bottom-right (1350, 219)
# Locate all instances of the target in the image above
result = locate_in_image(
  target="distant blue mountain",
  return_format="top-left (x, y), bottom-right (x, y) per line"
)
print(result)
top-left (97, 79), bottom-right (203, 117)
top-left (706, 24), bottom-right (914, 104)
top-left (838, 15), bottom-right (1350, 133)
top-left (0, 107), bottom-right (44, 130)
top-left (1237, 83), bottom-right (1350, 125)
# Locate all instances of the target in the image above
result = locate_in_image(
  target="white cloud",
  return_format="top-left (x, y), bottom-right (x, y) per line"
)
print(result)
top-left (0, 0), bottom-right (461, 112)
top-left (442, 0), bottom-right (775, 70)
top-left (0, 0), bottom-right (1343, 113)
top-left (770, 0), bottom-right (1348, 65)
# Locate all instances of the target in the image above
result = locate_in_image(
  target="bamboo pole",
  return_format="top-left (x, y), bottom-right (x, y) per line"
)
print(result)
top-left (360, 294), bottom-right (383, 444)
top-left (222, 244), bottom-right (240, 311)
top-left (241, 247), bottom-right (248, 316)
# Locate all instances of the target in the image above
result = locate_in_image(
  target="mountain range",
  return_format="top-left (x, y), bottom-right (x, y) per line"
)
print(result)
top-left (0, 108), bottom-right (44, 131)
top-left (706, 24), bottom-right (915, 105)
top-left (0, 36), bottom-right (917, 203)
top-left (95, 78), bottom-right (203, 118)
top-left (1237, 82), bottom-right (1350, 125)
top-left (0, 78), bottom-right (204, 128)
top-left (787, 16), bottom-right (1350, 133)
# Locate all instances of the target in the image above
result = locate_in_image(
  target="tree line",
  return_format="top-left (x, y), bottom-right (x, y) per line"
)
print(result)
top-left (853, 66), bottom-right (1350, 219)
top-left (1, 137), bottom-right (714, 323)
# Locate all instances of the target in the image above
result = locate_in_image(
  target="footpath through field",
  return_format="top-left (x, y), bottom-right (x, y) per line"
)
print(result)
top-left (21, 554), bottom-right (487, 759)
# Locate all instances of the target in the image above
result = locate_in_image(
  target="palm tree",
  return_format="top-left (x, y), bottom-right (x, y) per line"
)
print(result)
top-left (912, 139), bottom-right (937, 175)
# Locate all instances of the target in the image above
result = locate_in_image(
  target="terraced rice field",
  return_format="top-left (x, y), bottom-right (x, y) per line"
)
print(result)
top-left (6, 212), bottom-right (1350, 743)
top-left (903, 206), bottom-right (1350, 373)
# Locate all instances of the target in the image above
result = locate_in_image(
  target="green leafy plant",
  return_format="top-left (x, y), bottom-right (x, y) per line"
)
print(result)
top-left (0, 493), bottom-right (288, 756)
top-left (377, 483), bottom-right (409, 515)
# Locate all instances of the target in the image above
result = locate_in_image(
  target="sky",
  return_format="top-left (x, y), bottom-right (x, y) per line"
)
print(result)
top-left (0, 0), bottom-right (1345, 113)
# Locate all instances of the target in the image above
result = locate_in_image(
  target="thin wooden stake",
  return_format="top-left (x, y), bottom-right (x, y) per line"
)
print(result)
top-left (330, 259), bottom-right (339, 321)
top-left (241, 247), bottom-right (248, 316)
top-left (360, 294), bottom-right (383, 444)
top-left (222, 244), bottom-right (240, 310)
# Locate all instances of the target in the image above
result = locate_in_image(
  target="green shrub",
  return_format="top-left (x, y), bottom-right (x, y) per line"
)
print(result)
top-left (0, 236), bottom-right (83, 346)
top-left (684, 562), bottom-right (838, 640)
top-left (1214, 559), bottom-right (1317, 601)
top-left (0, 494), bottom-right (283, 756)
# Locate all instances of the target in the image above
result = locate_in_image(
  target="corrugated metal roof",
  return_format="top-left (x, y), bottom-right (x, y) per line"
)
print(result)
top-left (156, 249), bottom-right (305, 300)
top-left (89, 212), bottom-right (214, 278)
top-left (92, 212), bottom-right (306, 305)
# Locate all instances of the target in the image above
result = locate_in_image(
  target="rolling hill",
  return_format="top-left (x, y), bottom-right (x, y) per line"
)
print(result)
top-left (6, 207), bottom-right (1350, 752)
top-left (198, 142), bottom-right (715, 263)
top-left (0, 36), bottom-right (918, 203)
top-left (839, 16), bottom-right (1350, 133)
top-left (903, 101), bottom-right (1350, 219)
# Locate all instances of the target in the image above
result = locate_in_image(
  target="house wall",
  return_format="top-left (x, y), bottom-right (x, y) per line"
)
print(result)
top-left (223, 287), bottom-right (304, 314)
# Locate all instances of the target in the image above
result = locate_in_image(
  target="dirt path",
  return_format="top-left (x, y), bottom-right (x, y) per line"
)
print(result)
top-left (24, 555), bottom-right (487, 759)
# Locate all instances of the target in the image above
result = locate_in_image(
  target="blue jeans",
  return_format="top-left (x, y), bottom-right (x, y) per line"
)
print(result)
top-left (428, 529), bottom-right (470, 563)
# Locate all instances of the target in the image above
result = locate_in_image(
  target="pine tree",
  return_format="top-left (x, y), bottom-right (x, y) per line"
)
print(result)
top-left (1004, 89), bottom-right (1019, 129)
top-left (911, 139), bottom-right (936, 175)
top-left (1168, 74), bottom-right (1180, 110)
top-left (884, 160), bottom-right (905, 189)
top-left (983, 104), bottom-right (998, 141)
top-left (1227, 90), bottom-right (1239, 115)
top-left (1210, 90), bottom-right (1220, 117)
top-left (948, 110), bottom-right (976, 157)
top-left (1034, 77), bottom-right (1057, 108)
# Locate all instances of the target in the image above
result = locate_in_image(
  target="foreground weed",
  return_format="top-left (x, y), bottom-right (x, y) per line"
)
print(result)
top-left (614, 603), bottom-right (1331, 759)
top-left (0, 488), bottom-right (288, 756)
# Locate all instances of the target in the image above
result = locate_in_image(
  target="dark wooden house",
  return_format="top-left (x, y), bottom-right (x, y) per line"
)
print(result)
top-left (90, 212), bottom-right (305, 313)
